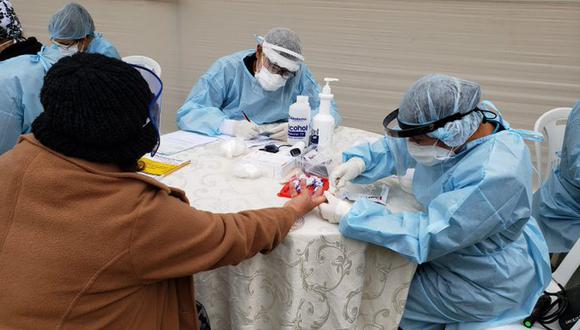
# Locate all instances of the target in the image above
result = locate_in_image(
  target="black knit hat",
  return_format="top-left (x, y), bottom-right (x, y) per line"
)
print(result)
top-left (32, 53), bottom-right (159, 167)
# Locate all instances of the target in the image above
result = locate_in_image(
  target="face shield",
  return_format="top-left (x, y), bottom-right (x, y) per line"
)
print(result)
top-left (258, 36), bottom-right (304, 71)
top-left (256, 35), bottom-right (304, 75)
top-left (382, 107), bottom-right (495, 189)
top-left (129, 64), bottom-right (163, 156)
top-left (254, 36), bottom-right (304, 92)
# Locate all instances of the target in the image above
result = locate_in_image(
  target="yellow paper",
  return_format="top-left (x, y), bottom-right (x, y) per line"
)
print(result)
top-left (139, 155), bottom-right (190, 177)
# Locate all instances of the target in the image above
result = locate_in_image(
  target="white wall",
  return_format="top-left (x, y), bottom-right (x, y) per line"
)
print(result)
top-left (14, 0), bottom-right (580, 135)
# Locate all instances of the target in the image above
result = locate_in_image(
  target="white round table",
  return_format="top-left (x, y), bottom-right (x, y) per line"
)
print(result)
top-left (159, 127), bottom-right (420, 330)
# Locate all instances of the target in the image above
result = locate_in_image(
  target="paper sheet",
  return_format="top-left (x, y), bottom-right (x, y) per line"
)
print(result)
top-left (157, 131), bottom-right (221, 155)
top-left (245, 135), bottom-right (281, 149)
top-left (139, 154), bottom-right (190, 177)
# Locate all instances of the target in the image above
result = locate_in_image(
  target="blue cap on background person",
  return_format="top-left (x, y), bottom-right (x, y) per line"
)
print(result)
top-left (48, 2), bottom-right (95, 40)
top-left (399, 74), bottom-right (483, 147)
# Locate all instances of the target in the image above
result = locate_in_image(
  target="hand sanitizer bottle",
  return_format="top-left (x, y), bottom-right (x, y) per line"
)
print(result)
top-left (312, 78), bottom-right (338, 154)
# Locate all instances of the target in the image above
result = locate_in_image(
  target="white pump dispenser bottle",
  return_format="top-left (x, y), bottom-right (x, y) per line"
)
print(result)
top-left (312, 78), bottom-right (338, 154)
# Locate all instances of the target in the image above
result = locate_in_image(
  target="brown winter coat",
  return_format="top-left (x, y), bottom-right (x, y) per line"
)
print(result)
top-left (0, 135), bottom-right (297, 329)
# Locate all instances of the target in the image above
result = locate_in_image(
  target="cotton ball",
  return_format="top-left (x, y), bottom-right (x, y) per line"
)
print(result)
top-left (220, 138), bottom-right (247, 158)
top-left (233, 162), bottom-right (262, 179)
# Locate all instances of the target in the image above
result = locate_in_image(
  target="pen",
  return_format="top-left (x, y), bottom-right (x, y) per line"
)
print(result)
top-left (242, 111), bottom-right (251, 123)
top-left (242, 111), bottom-right (271, 136)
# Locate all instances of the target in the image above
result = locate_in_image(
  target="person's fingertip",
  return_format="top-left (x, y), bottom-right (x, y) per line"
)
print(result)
top-left (288, 182), bottom-right (297, 197)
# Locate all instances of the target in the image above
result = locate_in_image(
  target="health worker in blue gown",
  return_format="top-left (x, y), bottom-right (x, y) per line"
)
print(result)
top-left (176, 27), bottom-right (341, 141)
top-left (533, 100), bottom-right (580, 253)
top-left (320, 74), bottom-right (551, 329)
top-left (0, 2), bottom-right (120, 154)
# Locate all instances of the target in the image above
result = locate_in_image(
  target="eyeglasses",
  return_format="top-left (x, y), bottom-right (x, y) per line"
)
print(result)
top-left (52, 38), bottom-right (84, 47)
top-left (263, 56), bottom-right (296, 79)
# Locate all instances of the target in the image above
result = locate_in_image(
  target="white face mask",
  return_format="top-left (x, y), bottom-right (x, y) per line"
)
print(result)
top-left (255, 66), bottom-right (287, 91)
top-left (406, 140), bottom-right (453, 166)
top-left (53, 40), bottom-right (80, 57)
top-left (59, 44), bottom-right (79, 56)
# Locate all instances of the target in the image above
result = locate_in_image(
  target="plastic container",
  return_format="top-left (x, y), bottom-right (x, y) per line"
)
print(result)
top-left (311, 78), bottom-right (338, 154)
top-left (287, 95), bottom-right (311, 145)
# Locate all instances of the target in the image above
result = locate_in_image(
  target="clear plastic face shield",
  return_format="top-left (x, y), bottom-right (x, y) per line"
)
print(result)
top-left (262, 56), bottom-right (296, 79)
top-left (382, 107), bottom-right (495, 189)
top-left (130, 64), bottom-right (163, 156)
top-left (255, 35), bottom-right (304, 91)
top-left (256, 35), bottom-right (304, 72)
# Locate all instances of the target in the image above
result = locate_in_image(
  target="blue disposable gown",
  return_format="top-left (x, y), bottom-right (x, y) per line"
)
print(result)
top-left (533, 100), bottom-right (580, 253)
top-left (176, 50), bottom-right (341, 136)
top-left (86, 32), bottom-right (120, 59)
top-left (0, 37), bottom-right (119, 155)
top-left (0, 46), bottom-right (64, 155)
top-left (339, 120), bottom-right (551, 329)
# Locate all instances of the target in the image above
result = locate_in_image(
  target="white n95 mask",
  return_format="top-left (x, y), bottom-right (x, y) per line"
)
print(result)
top-left (60, 45), bottom-right (79, 56)
top-left (53, 41), bottom-right (79, 57)
top-left (407, 140), bottom-right (453, 166)
top-left (255, 66), bottom-right (287, 91)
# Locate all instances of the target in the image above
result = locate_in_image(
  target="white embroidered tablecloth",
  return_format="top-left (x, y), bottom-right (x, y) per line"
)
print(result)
top-left (159, 127), bottom-right (420, 330)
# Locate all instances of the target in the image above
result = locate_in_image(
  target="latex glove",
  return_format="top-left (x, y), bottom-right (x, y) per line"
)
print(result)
top-left (220, 119), bottom-right (259, 139)
top-left (319, 191), bottom-right (352, 224)
top-left (330, 157), bottom-right (366, 190)
top-left (268, 123), bottom-right (288, 141)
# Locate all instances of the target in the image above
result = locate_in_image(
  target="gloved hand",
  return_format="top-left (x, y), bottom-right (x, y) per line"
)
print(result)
top-left (330, 157), bottom-right (366, 190)
top-left (319, 192), bottom-right (352, 224)
top-left (268, 123), bottom-right (288, 141)
top-left (233, 120), bottom-right (259, 139)
top-left (220, 119), bottom-right (259, 139)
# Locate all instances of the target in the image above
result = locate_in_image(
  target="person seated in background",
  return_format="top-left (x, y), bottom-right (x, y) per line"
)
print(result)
top-left (177, 27), bottom-right (341, 141)
top-left (0, 2), bottom-right (120, 154)
top-left (48, 2), bottom-right (120, 59)
top-left (0, 0), bottom-right (42, 61)
top-left (533, 100), bottom-right (580, 253)
top-left (0, 53), bottom-right (325, 329)
top-left (321, 74), bottom-right (551, 329)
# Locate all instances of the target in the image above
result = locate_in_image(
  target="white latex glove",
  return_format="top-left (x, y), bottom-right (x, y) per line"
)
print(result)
top-left (267, 123), bottom-right (288, 141)
top-left (330, 157), bottom-right (366, 190)
top-left (319, 191), bottom-right (352, 224)
top-left (220, 119), bottom-right (259, 139)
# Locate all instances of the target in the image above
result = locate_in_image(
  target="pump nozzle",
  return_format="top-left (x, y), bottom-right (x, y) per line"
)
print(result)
top-left (322, 78), bottom-right (339, 95)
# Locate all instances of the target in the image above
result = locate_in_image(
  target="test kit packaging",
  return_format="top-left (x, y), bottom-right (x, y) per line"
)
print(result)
top-left (240, 150), bottom-right (298, 179)
top-left (299, 148), bottom-right (333, 178)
